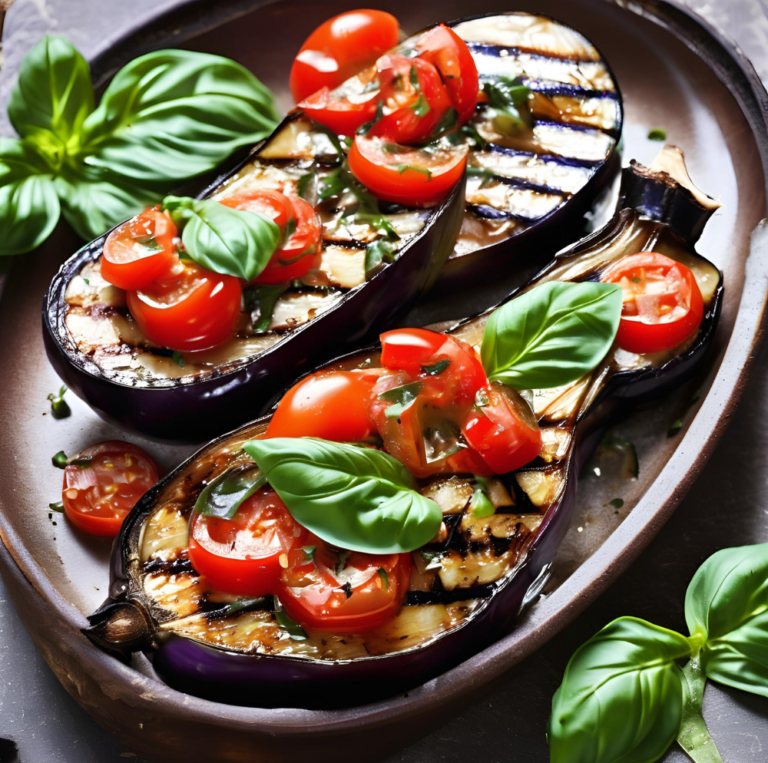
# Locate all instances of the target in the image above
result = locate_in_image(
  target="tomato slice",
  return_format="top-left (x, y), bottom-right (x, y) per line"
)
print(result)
top-left (101, 207), bottom-right (178, 291)
top-left (61, 441), bottom-right (159, 537)
top-left (300, 86), bottom-right (380, 136)
top-left (413, 24), bottom-right (480, 124)
top-left (372, 55), bottom-right (452, 144)
top-left (278, 537), bottom-right (412, 633)
top-left (127, 260), bottom-right (242, 352)
top-left (462, 383), bottom-right (542, 474)
top-left (290, 10), bottom-right (400, 103)
top-left (255, 197), bottom-right (323, 284)
top-left (220, 190), bottom-right (295, 229)
top-left (188, 487), bottom-right (308, 597)
top-left (266, 369), bottom-right (379, 441)
top-left (349, 134), bottom-right (467, 206)
top-left (600, 252), bottom-right (705, 354)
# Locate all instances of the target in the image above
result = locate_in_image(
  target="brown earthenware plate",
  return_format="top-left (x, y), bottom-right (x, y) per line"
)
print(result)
top-left (0, 1), bottom-right (767, 761)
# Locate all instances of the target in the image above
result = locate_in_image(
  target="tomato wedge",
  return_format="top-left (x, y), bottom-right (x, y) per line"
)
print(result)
top-left (600, 252), bottom-right (705, 354)
top-left (290, 10), bottom-right (400, 103)
top-left (127, 260), bottom-right (242, 352)
top-left (300, 87), bottom-right (380, 136)
top-left (101, 207), bottom-right (178, 291)
top-left (188, 487), bottom-right (308, 597)
top-left (349, 134), bottom-right (467, 206)
top-left (278, 537), bottom-right (412, 632)
top-left (61, 441), bottom-right (159, 537)
top-left (266, 369), bottom-right (379, 441)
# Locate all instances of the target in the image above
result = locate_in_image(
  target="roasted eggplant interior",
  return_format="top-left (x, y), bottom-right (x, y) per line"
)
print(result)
top-left (87, 149), bottom-right (722, 707)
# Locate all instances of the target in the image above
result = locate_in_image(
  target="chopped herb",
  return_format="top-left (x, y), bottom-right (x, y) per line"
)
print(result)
top-left (278, 244), bottom-right (317, 266)
top-left (356, 99), bottom-right (384, 135)
top-left (82, 277), bottom-right (90, 285)
top-left (471, 477), bottom-right (495, 518)
top-left (48, 501), bottom-right (64, 513)
top-left (648, 128), bottom-right (667, 141)
top-left (381, 142), bottom-right (402, 154)
top-left (273, 596), bottom-right (308, 640)
top-left (47, 386), bottom-right (71, 419)
top-left (302, 545), bottom-right (316, 562)
top-left (409, 65), bottom-right (420, 89)
top-left (387, 163), bottom-right (432, 180)
top-left (421, 359), bottom-right (450, 376)
top-left (224, 597), bottom-right (268, 616)
top-left (409, 94), bottom-right (431, 118)
top-left (342, 135), bottom-right (353, 149)
top-left (483, 76), bottom-right (533, 136)
top-left (194, 466), bottom-right (266, 519)
top-left (365, 239), bottom-right (398, 277)
top-left (398, 47), bottom-right (418, 58)
top-left (421, 550), bottom-right (444, 570)
top-left (296, 169), bottom-right (316, 200)
top-left (467, 166), bottom-right (496, 188)
top-left (171, 351), bottom-right (185, 368)
top-left (378, 381), bottom-right (423, 419)
top-left (52, 451), bottom-right (68, 469)
top-left (318, 169), bottom-right (348, 200)
top-left (349, 212), bottom-right (400, 241)
top-left (430, 107), bottom-right (458, 140)
top-left (335, 549), bottom-right (351, 576)
top-left (378, 568), bottom-right (389, 589)
top-left (599, 434), bottom-right (639, 479)
top-left (244, 283), bottom-right (288, 332)
top-left (667, 391), bottom-right (701, 437)
top-left (70, 457), bottom-right (92, 468)
top-left (282, 217), bottom-right (297, 244)
top-left (606, 498), bottom-right (624, 509)
top-left (141, 237), bottom-right (164, 253)
top-left (445, 123), bottom-right (487, 149)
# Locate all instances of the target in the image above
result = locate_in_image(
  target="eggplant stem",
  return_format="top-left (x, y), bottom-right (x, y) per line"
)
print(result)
top-left (676, 657), bottom-right (724, 763)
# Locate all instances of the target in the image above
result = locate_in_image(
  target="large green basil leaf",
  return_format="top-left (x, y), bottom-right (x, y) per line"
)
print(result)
top-left (8, 35), bottom-right (94, 162)
top-left (164, 195), bottom-right (280, 281)
top-left (481, 281), bottom-right (622, 390)
top-left (685, 542), bottom-right (768, 698)
top-left (80, 49), bottom-right (279, 184)
top-left (549, 617), bottom-right (691, 763)
top-left (242, 438), bottom-right (442, 554)
top-left (194, 466), bottom-right (266, 520)
top-left (0, 139), bottom-right (60, 255)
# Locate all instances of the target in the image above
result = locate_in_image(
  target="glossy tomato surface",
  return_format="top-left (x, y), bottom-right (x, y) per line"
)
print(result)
top-left (220, 190), bottom-right (295, 229)
top-left (299, 87), bottom-right (380, 136)
top-left (61, 441), bottom-right (159, 537)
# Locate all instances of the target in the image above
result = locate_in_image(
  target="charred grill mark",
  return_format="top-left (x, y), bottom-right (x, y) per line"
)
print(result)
top-left (466, 41), bottom-right (597, 65)
top-left (143, 556), bottom-right (194, 576)
top-left (467, 203), bottom-right (563, 223)
top-left (406, 587), bottom-right (493, 606)
top-left (479, 174), bottom-right (570, 197)
top-left (483, 143), bottom-right (602, 170)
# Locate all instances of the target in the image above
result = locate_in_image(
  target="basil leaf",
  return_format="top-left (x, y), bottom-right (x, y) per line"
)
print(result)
top-left (242, 438), bottom-right (442, 554)
top-left (685, 542), bottom-right (768, 698)
top-left (481, 281), bottom-right (622, 390)
top-left (47, 386), bottom-right (71, 419)
top-left (388, 163), bottom-right (432, 180)
top-left (80, 50), bottom-right (279, 184)
top-left (378, 381), bottom-right (423, 419)
top-left (421, 360), bottom-right (450, 376)
top-left (273, 597), bottom-right (308, 640)
top-left (8, 35), bottom-right (94, 158)
top-left (483, 76), bottom-right (533, 137)
top-left (244, 283), bottom-right (288, 332)
top-left (194, 466), bottom-right (266, 520)
top-left (365, 239), bottom-right (397, 277)
top-left (164, 195), bottom-right (280, 280)
top-left (549, 617), bottom-right (691, 763)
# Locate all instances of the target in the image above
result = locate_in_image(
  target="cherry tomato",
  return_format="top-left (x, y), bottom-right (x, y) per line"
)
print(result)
top-left (61, 441), bottom-right (159, 537)
top-left (188, 487), bottom-right (308, 597)
top-left (127, 260), bottom-right (242, 352)
top-left (349, 134), bottom-right (467, 206)
top-left (412, 24), bottom-right (479, 123)
top-left (300, 87), bottom-right (380, 136)
top-left (220, 190), bottom-right (295, 229)
top-left (266, 369), bottom-right (379, 441)
top-left (600, 252), bottom-right (705, 354)
top-left (462, 383), bottom-right (542, 474)
top-left (278, 537), bottom-right (411, 632)
top-left (372, 54), bottom-right (452, 144)
top-left (290, 10), bottom-right (400, 103)
top-left (100, 207), bottom-right (178, 291)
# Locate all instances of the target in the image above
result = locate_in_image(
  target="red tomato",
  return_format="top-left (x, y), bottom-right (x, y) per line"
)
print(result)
top-left (300, 87), bottom-right (380, 136)
top-left (278, 537), bottom-right (411, 632)
top-left (290, 10), bottom-right (400, 103)
top-left (188, 487), bottom-right (308, 597)
top-left (266, 370), bottom-right (379, 441)
top-left (349, 134), bottom-right (467, 206)
top-left (372, 54), bottom-right (452, 144)
top-left (220, 190), bottom-right (295, 229)
top-left (127, 261), bottom-right (242, 352)
top-left (413, 24), bottom-right (479, 123)
top-left (462, 383), bottom-right (542, 474)
top-left (61, 441), bottom-right (159, 537)
top-left (101, 207), bottom-right (178, 291)
top-left (600, 252), bottom-right (705, 354)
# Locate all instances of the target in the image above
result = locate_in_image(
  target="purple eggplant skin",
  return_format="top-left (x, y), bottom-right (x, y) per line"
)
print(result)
top-left (41, 118), bottom-right (465, 443)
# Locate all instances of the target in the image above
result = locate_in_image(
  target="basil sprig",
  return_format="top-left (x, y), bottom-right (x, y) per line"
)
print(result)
top-left (164, 196), bottom-right (280, 281)
top-left (549, 542), bottom-right (768, 763)
top-left (481, 282), bottom-right (622, 390)
top-left (0, 36), bottom-right (278, 254)
top-left (242, 438), bottom-right (442, 554)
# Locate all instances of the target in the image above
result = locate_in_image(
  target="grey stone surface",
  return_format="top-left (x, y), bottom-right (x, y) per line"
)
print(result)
top-left (0, 1), bottom-right (767, 761)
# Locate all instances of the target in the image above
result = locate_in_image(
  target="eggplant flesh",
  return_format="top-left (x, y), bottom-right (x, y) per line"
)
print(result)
top-left (86, 148), bottom-right (722, 707)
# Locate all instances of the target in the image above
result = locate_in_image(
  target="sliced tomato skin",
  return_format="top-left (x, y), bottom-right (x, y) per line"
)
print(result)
top-left (127, 261), bottom-right (242, 352)
top-left (61, 441), bottom-right (159, 537)
top-left (188, 488), bottom-right (308, 597)
top-left (299, 87), bottom-right (380, 136)
top-left (290, 10), bottom-right (400, 103)
top-left (600, 252), bottom-right (705, 354)
top-left (101, 208), bottom-right (178, 291)
top-left (380, 328), bottom-right (447, 373)
top-left (220, 190), bottom-right (295, 229)
top-left (266, 369), bottom-right (379, 441)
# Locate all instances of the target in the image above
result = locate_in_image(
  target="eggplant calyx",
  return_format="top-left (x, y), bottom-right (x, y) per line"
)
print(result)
top-left (83, 599), bottom-right (154, 661)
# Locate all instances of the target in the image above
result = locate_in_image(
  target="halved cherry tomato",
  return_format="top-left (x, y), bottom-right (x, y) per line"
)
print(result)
top-left (266, 369), bottom-right (379, 441)
top-left (61, 441), bottom-right (159, 537)
top-left (300, 87), bottom-right (380, 136)
top-left (600, 252), bottom-right (705, 354)
top-left (127, 261), bottom-right (242, 352)
top-left (462, 383), bottom-right (542, 474)
top-left (220, 190), bottom-right (295, 229)
top-left (413, 24), bottom-right (479, 124)
top-left (372, 55), bottom-right (452, 144)
top-left (278, 537), bottom-right (411, 632)
top-left (349, 134), bottom-right (467, 206)
top-left (100, 207), bottom-right (178, 291)
top-left (256, 197), bottom-right (323, 284)
top-left (290, 10), bottom-right (400, 103)
top-left (188, 487), bottom-right (308, 597)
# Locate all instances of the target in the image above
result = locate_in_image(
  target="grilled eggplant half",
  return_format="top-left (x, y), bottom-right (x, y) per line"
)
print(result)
top-left (86, 147), bottom-right (722, 707)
